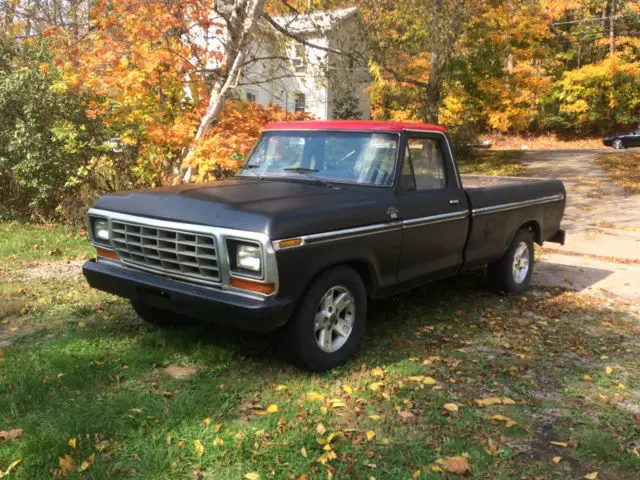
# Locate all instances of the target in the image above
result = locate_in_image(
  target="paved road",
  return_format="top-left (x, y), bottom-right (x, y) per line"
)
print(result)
top-left (523, 150), bottom-right (640, 301)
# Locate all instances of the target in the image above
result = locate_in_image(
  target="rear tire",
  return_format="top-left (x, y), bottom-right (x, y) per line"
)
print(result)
top-left (613, 139), bottom-right (625, 150)
top-left (283, 266), bottom-right (367, 372)
top-left (130, 301), bottom-right (193, 328)
top-left (488, 228), bottom-right (535, 294)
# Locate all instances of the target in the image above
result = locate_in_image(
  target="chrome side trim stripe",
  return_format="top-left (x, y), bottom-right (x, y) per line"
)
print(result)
top-left (303, 222), bottom-right (403, 246)
top-left (402, 211), bottom-right (468, 229)
top-left (471, 194), bottom-right (564, 216)
top-left (274, 211), bottom-right (469, 248)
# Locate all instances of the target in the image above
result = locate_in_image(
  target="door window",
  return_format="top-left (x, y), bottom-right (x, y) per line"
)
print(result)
top-left (401, 137), bottom-right (446, 191)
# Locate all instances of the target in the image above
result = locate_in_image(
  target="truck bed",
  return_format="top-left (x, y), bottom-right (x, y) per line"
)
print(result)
top-left (459, 174), bottom-right (566, 268)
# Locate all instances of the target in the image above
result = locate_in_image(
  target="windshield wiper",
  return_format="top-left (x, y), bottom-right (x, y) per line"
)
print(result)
top-left (283, 168), bottom-right (335, 188)
top-left (237, 164), bottom-right (261, 178)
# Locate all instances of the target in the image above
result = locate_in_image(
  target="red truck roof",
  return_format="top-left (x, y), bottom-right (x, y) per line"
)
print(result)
top-left (263, 120), bottom-right (448, 134)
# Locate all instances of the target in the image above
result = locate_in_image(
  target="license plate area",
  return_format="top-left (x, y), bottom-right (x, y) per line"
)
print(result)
top-left (138, 286), bottom-right (174, 311)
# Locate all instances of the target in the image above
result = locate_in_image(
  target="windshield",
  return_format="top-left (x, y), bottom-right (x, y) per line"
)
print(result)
top-left (239, 131), bottom-right (399, 186)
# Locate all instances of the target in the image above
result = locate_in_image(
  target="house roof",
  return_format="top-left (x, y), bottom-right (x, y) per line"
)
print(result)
top-left (263, 120), bottom-right (448, 134)
top-left (271, 7), bottom-right (358, 34)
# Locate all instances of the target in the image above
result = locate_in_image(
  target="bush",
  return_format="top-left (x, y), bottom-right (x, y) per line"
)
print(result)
top-left (0, 41), bottom-right (103, 221)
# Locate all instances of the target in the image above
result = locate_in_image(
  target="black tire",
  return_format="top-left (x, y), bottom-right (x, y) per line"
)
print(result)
top-left (613, 139), bottom-right (626, 150)
top-left (284, 266), bottom-right (367, 372)
top-left (130, 300), bottom-right (193, 328)
top-left (488, 228), bottom-right (535, 294)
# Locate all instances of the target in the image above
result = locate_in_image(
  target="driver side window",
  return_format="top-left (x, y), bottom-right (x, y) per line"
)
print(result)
top-left (401, 137), bottom-right (447, 191)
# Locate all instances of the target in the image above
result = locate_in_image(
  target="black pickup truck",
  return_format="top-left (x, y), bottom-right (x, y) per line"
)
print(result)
top-left (83, 120), bottom-right (566, 371)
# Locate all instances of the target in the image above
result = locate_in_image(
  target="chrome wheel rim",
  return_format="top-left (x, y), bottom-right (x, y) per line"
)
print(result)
top-left (512, 242), bottom-right (530, 284)
top-left (613, 140), bottom-right (623, 149)
top-left (314, 285), bottom-right (355, 353)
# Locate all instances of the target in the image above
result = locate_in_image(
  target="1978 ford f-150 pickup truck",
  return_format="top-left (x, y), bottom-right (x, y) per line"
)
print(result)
top-left (83, 120), bottom-right (566, 371)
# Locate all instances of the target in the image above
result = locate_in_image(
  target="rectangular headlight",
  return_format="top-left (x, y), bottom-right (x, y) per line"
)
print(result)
top-left (237, 244), bottom-right (261, 272)
top-left (90, 217), bottom-right (110, 245)
top-left (227, 239), bottom-right (263, 277)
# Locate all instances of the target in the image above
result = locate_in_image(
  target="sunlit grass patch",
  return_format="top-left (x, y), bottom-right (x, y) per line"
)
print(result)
top-left (457, 150), bottom-right (524, 176)
top-left (596, 152), bottom-right (640, 195)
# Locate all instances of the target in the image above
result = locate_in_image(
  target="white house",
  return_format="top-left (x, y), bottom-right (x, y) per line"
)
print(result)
top-left (236, 8), bottom-right (371, 120)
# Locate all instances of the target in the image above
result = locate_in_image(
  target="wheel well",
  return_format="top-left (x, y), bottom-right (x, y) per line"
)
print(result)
top-left (304, 260), bottom-right (376, 300)
top-left (520, 220), bottom-right (541, 244)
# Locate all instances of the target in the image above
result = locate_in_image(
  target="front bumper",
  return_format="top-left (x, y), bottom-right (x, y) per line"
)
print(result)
top-left (83, 260), bottom-right (294, 332)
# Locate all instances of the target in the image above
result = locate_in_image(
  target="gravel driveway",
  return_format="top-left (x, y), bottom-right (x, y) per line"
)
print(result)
top-left (524, 150), bottom-right (640, 301)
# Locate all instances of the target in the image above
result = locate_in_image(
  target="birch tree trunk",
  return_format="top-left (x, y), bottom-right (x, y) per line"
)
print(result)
top-left (183, 0), bottom-right (267, 182)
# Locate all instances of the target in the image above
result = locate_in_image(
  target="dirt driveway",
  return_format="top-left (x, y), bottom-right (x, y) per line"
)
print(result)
top-left (524, 150), bottom-right (640, 302)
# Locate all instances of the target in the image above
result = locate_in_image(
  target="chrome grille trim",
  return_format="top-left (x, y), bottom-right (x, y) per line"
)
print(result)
top-left (87, 208), bottom-right (279, 300)
top-left (111, 221), bottom-right (221, 285)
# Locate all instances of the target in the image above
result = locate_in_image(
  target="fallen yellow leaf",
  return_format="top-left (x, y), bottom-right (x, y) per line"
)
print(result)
top-left (368, 414), bottom-right (382, 421)
top-left (443, 456), bottom-right (471, 474)
top-left (443, 403), bottom-right (459, 412)
top-left (552, 456), bottom-right (562, 464)
top-left (474, 397), bottom-right (502, 407)
top-left (371, 367), bottom-right (384, 377)
top-left (490, 414), bottom-right (517, 427)
top-left (605, 366), bottom-right (613, 375)
top-left (59, 454), bottom-right (76, 476)
top-left (412, 469), bottom-right (421, 478)
top-left (202, 417), bottom-right (211, 426)
top-left (0, 429), bottom-right (21, 443)
top-left (550, 441), bottom-right (569, 448)
top-left (422, 377), bottom-right (437, 385)
top-left (583, 375), bottom-right (592, 382)
top-left (275, 384), bottom-right (288, 391)
top-left (316, 423), bottom-right (327, 435)
top-left (0, 459), bottom-right (21, 478)
top-left (244, 473), bottom-right (260, 480)
top-left (366, 430), bottom-right (376, 441)
top-left (79, 453), bottom-right (95, 472)
top-left (407, 376), bottom-right (424, 382)
top-left (369, 381), bottom-right (384, 391)
top-left (300, 447), bottom-right (307, 458)
top-left (342, 385), bottom-right (353, 395)
top-left (194, 439), bottom-right (205, 457)
top-left (67, 438), bottom-right (76, 449)
top-left (584, 473), bottom-right (598, 480)
top-left (266, 404), bottom-right (278, 414)
top-left (212, 437), bottom-right (224, 447)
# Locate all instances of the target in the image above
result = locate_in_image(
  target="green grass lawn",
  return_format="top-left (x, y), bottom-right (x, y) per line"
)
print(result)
top-left (1, 224), bottom-right (639, 479)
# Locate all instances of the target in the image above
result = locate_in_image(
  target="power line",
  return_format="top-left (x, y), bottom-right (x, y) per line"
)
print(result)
top-left (551, 14), bottom-right (631, 27)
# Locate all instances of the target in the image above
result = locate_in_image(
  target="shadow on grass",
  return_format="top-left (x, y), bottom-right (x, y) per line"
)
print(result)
top-left (2, 270), bottom-right (639, 478)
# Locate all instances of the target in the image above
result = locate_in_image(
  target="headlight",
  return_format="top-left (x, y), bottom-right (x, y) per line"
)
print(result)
top-left (90, 217), bottom-right (110, 244)
top-left (227, 239), bottom-right (263, 277)
top-left (237, 244), bottom-right (261, 272)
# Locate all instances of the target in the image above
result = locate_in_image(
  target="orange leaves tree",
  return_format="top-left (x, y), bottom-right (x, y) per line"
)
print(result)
top-left (53, 0), bottom-right (310, 187)
top-left (184, 100), bottom-right (308, 182)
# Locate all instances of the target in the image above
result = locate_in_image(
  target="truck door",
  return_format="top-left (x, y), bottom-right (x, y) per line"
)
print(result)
top-left (395, 132), bottom-right (470, 283)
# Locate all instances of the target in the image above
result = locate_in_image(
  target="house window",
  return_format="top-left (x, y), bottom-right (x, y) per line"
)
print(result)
top-left (295, 93), bottom-right (306, 113)
top-left (292, 45), bottom-right (306, 71)
top-left (246, 91), bottom-right (257, 103)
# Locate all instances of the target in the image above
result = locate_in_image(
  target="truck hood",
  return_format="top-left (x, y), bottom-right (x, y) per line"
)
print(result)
top-left (91, 177), bottom-right (394, 239)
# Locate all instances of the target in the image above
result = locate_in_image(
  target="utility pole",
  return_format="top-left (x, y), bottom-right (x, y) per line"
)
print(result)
top-left (609, 0), bottom-right (616, 56)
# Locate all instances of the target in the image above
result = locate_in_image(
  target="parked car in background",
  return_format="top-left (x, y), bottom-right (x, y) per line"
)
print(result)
top-left (603, 127), bottom-right (640, 149)
top-left (83, 121), bottom-right (566, 371)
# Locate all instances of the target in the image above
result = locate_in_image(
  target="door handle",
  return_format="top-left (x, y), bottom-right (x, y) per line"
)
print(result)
top-left (449, 199), bottom-right (460, 205)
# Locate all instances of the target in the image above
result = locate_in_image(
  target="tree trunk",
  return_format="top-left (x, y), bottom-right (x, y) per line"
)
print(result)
top-left (424, 52), bottom-right (442, 124)
top-left (182, 0), bottom-right (267, 182)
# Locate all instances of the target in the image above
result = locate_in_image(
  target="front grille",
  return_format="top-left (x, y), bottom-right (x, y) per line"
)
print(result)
top-left (110, 221), bottom-right (220, 285)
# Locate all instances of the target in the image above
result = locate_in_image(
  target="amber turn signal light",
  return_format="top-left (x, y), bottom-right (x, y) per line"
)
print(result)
top-left (229, 277), bottom-right (275, 294)
top-left (278, 238), bottom-right (302, 249)
top-left (96, 247), bottom-right (119, 261)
